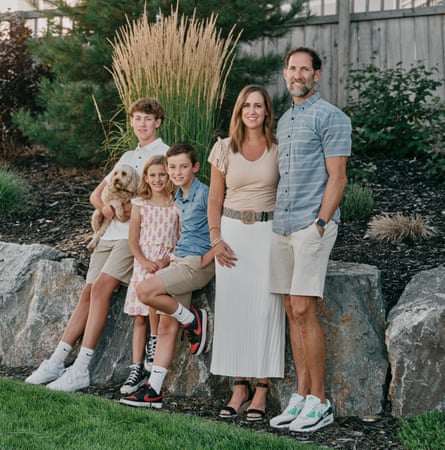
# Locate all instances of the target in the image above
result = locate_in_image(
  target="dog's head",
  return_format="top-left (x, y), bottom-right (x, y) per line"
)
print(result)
top-left (110, 164), bottom-right (140, 193)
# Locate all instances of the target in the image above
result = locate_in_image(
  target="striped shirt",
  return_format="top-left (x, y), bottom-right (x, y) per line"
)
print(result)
top-left (273, 92), bottom-right (351, 235)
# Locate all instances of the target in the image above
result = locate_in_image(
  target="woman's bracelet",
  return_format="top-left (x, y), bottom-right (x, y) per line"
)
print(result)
top-left (210, 238), bottom-right (223, 248)
top-left (209, 226), bottom-right (221, 232)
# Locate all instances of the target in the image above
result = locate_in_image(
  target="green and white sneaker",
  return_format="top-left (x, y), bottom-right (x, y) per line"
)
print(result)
top-left (288, 395), bottom-right (334, 432)
top-left (269, 393), bottom-right (306, 429)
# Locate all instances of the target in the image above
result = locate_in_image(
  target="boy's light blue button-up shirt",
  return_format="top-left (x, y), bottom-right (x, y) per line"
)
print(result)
top-left (174, 177), bottom-right (211, 257)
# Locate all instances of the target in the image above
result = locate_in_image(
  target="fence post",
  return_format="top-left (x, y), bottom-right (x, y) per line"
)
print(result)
top-left (337, 0), bottom-right (350, 108)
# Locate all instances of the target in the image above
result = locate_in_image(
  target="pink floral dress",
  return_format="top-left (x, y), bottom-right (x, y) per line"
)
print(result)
top-left (124, 198), bottom-right (180, 316)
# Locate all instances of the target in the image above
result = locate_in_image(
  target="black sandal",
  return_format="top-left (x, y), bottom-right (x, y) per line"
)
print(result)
top-left (246, 382), bottom-right (268, 422)
top-left (219, 380), bottom-right (252, 419)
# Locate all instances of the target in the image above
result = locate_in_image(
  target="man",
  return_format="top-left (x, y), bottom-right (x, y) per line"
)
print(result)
top-left (269, 47), bottom-right (351, 432)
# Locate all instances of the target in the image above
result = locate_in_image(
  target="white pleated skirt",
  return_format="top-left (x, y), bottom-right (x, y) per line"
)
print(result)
top-left (210, 215), bottom-right (285, 378)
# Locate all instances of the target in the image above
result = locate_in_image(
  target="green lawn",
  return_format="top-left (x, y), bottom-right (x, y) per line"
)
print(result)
top-left (0, 378), bottom-right (317, 450)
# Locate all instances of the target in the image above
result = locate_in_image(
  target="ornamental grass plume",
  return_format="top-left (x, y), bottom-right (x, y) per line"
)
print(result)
top-left (365, 213), bottom-right (436, 243)
top-left (107, 6), bottom-right (241, 180)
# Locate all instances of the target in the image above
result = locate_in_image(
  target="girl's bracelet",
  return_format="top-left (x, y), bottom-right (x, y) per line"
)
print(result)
top-left (209, 226), bottom-right (220, 232)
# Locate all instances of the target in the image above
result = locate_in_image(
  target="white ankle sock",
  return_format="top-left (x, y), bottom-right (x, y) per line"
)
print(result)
top-left (170, 304), bottom-right (194, 325)
top-left (49, 341), bottom-right (72, 366)
top-left (72, 347), bottom-right (94, 372)
top-left (149, 365), bottom-right (167, 394)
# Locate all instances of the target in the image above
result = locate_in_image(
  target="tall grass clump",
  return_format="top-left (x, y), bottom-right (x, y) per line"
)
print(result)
top-left (340, 182), bottom-right (374, 221)
top-left (366, 213), bottom-right (436, 243)
top-left (107, 7), bottom-right (241, 181)
top-left (0, 165), bottom-right (28, 215)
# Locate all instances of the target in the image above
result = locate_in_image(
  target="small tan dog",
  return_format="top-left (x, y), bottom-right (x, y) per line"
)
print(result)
top-left (87, 164), bottom-right (140, 251)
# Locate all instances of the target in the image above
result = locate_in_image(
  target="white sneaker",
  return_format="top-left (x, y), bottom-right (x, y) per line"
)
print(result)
top-left (46, 365), bottom-right (90, 392)
top-left (270, 393), bottom-right (306, 429)
top-left (289, 394), bottom-right (334, 432)
top-left (25, 359), bottom-right (64, 385)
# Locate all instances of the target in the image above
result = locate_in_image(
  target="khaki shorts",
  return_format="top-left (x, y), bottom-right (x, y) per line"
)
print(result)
top-left (270, 221), bottom-right (338, 298)
top-left (86, 239), bottom-right (134, 285)
top-left (157, 255), bottom-right (215, 308)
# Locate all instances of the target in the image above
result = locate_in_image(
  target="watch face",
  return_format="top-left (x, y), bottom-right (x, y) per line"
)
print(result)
top-left (316, 218), bottom-right (327, 228)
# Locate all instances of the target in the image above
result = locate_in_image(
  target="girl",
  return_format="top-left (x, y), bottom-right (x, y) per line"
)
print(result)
top-left (120, 155), bottom-right (180, 395)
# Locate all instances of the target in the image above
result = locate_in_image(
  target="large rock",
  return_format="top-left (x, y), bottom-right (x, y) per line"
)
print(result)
top-left (0, 242), bottom-right (83, 366)
top-left (1, 242), bottom-right (388, 417)
top-left (386, 265), bottom-right (445, 418)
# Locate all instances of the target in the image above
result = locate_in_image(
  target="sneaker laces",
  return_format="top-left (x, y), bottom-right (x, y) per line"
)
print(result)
top-left (124, 364), bottom-right (142, 384)
top-left (146, 338), bottom-right (157, 360)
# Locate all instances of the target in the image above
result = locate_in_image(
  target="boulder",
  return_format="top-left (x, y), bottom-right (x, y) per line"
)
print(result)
top-left (0, 242), bottom-right (83, 366)
top-left (386, 265), bottom-right (445, 418)
top-left (0, 242), bottom-right (388, 417)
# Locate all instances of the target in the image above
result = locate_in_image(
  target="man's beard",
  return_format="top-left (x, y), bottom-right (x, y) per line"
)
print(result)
top-left (287, 81), bottom-right (314, 98)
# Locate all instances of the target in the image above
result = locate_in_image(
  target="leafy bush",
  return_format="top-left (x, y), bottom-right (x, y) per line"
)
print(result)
top-left (340, 182), bottom-right (374, 221)
top-left (0, 166), bottom-right (29, 215)
top-left (0, 16), bottom-right (51, 159)
top-left (347, 159), bottom-right (377, 185)
top-left (398, 410), bottom-right (445, 450)
top-left (345, 63), bottom-right (445, 158)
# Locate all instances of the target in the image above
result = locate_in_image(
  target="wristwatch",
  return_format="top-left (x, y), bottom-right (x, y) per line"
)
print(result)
top-left (314, 217), bottom-right (328, 230)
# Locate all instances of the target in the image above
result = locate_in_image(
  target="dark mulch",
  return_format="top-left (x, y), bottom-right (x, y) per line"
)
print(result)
top-left (1, 148), bottom-right (444, 448)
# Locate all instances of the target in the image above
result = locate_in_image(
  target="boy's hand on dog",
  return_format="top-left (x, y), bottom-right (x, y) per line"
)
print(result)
top-left (112, 202), bottom-right (132, 223)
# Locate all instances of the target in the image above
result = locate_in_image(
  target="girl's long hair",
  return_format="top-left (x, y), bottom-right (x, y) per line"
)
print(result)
top-left (228, 84), bottom-right (277, 154)
top-left (137, 155), bottom-right (176, 200)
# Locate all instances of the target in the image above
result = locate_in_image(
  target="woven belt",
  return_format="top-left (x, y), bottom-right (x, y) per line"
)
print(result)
top-left (223, 207), bottom-right (274, 224)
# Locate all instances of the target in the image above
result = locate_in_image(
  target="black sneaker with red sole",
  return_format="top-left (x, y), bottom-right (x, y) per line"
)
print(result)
top-left (119, 383), bottom-right (163, 409)
top-left (181, 306), bottom-right (207, 356)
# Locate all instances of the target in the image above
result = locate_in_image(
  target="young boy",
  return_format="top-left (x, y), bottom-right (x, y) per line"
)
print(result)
top-left (25, 98), bottom-right (169, 392)
top-left (120, 142), bottom-right (215, 408)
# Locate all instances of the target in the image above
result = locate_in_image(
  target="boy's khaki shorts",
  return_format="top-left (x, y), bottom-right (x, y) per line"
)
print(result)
top-left (270, 221), bottom-right (338, 299)
top-left (86, 239), bottom-right (134, 285)
top-left (157, 255), bottom-right (215, 307)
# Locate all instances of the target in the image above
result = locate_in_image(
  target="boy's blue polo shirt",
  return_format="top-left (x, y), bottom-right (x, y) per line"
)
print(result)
top-left (174, 177), bottom-right (211, 257)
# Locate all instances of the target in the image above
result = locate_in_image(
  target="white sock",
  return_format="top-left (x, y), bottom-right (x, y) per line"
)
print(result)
top-left (72, 347), bottom-right (94, 372)
top-left (48, 341), bottom-right (72, 366)
top-left (170, 303), bottom-right (194, 325)
top-left (149, 365), bottom-right (168, 394)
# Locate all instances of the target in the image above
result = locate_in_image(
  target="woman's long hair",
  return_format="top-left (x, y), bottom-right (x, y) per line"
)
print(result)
top-left (228, 84), bottom-right (276, 153)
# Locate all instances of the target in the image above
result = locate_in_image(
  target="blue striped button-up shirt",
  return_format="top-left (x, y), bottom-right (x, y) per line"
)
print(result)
top-left (273, 92), bottom-right (352, 235)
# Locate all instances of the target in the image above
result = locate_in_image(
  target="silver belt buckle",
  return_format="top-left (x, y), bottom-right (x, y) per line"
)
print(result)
top-left (240, 209), bottom-right (256, 224)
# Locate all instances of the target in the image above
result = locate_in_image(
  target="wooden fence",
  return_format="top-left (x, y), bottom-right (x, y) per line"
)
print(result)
top-left (242, 3), bottom-right (445, 107)
top-left (2, 3), bottom-right (445, 107)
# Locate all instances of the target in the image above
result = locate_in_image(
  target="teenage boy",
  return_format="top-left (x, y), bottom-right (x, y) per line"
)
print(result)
top-left (25, 98), bottom-right (169, 392)
top-left (120, 142), bottom-right (215, 408)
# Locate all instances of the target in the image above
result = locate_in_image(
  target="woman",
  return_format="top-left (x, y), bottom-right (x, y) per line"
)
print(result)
top-left (208, 85), bottom-right (285, 421)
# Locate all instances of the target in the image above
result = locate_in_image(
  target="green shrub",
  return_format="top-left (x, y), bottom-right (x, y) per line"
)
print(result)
top-left (424, 146), bottom-right (445, 182)
top-left (341, 182), bottom-right (374, 221)
top-left (398, 410), bottom-right (445, 450)
top-left (345, 63), bottom-right (445, 158)
top-left (0, 17), bottom-right (51, 159)
top-left (347, 159), bottom-right (377, 185)
top-left (0, 166), bottom-right (29, 215)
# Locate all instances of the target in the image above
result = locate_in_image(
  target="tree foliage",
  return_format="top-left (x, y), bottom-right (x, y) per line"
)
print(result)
top-left (14, 0), bottom-right (306, 167)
